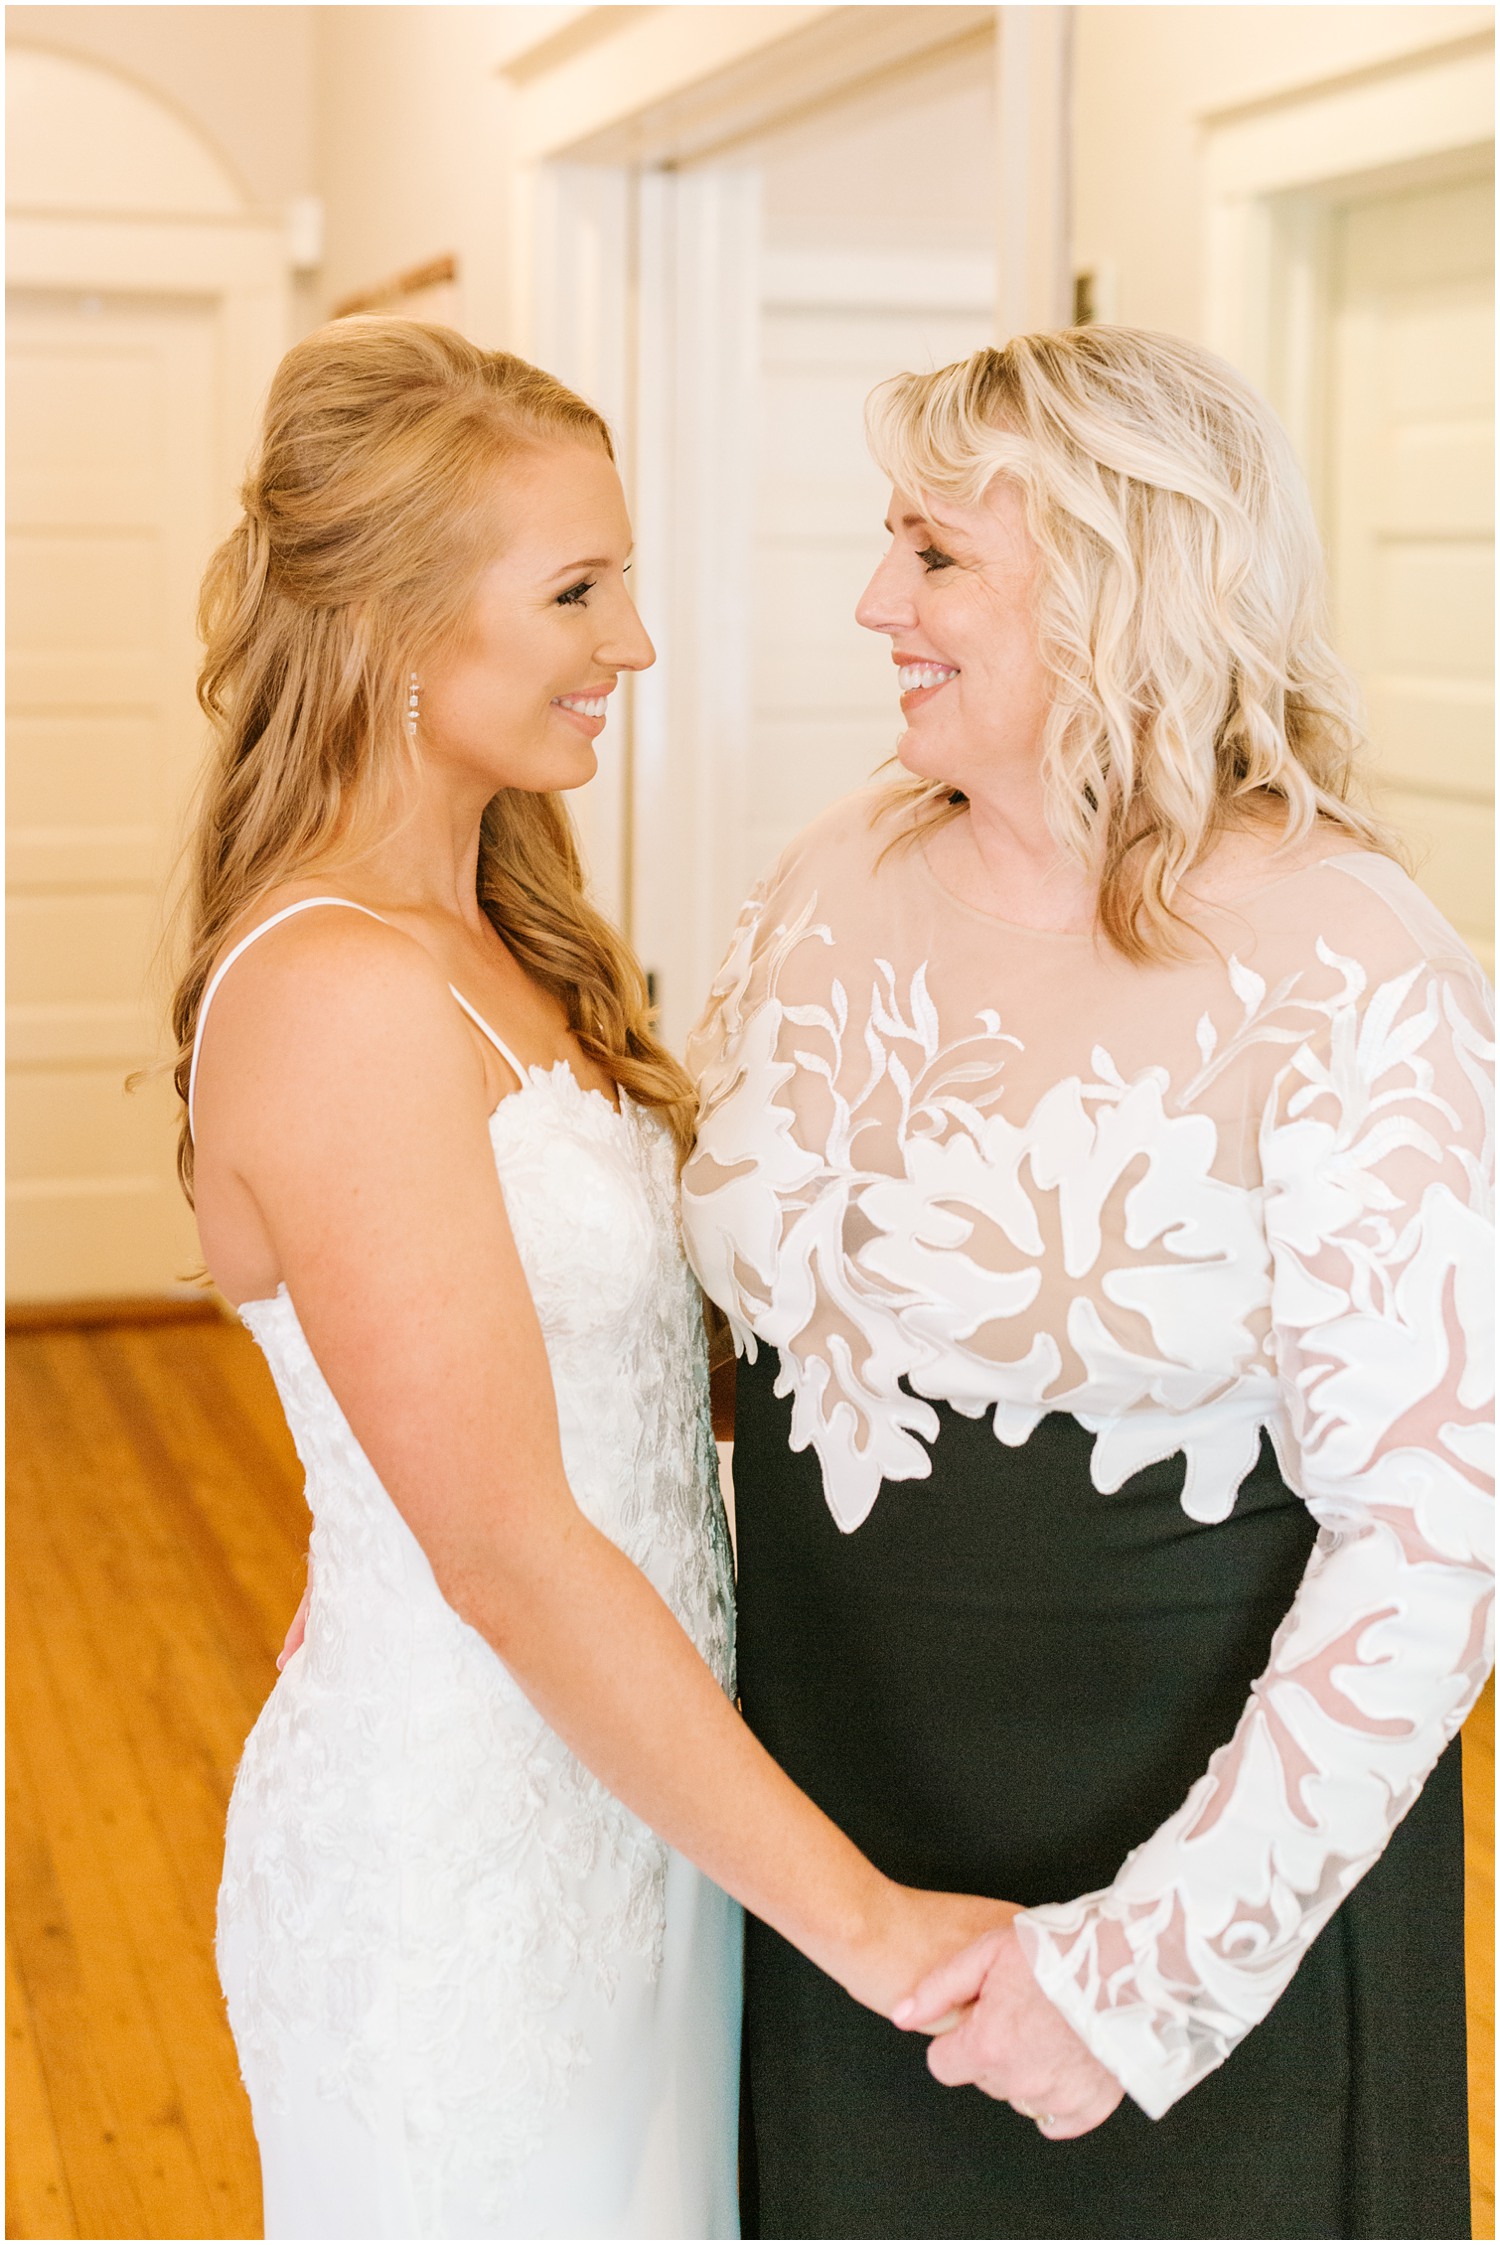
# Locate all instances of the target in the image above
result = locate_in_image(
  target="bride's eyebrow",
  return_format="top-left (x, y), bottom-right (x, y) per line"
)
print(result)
top-left (546, 555), bottom-right (613, 579)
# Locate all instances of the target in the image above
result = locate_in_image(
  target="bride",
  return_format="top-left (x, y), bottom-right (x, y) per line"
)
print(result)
top-left (177, 317), bottom-right (1008, 2241)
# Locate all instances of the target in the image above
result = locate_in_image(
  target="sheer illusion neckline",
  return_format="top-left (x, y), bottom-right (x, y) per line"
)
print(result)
top-left (912, 829), bottom-right (1382, 936)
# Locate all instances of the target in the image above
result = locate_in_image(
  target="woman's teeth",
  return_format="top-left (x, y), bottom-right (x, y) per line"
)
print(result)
top-left (899, 664), bottom-right (958, 693)
top-left (556, 694), bottom-right (608, 719)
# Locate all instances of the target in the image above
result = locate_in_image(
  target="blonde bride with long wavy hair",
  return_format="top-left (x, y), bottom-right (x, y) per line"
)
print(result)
top-left (172, 318), bottom-right (695, 1186)
top-left (176, 313), bottom-right (1014, 2242)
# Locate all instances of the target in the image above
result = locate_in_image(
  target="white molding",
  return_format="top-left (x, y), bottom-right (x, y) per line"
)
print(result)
top-left (507, 5), bottom-right (836, 164)
top-left (629, 167), bottom-right (761, 1054)
top-left (1204, 38), bottom-right (1493, 201)
top-left (762, 247), bottom-right (994, 315)
top-left (996, 5), bottom-right (1073, 336)
top-left (529, 163), bottom-right (637, 929)
top-left (507, 4), bottom-right (992, 168)
top-left (7, 212), bottom-right (289, 291)
top-left (1204, 39), bottom-right (1493, 402)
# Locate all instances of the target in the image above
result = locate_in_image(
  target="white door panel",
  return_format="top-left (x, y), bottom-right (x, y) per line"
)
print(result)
top-left (6, 289), bottom-right (220, 1300)
top-left (741, 288), bottom-right (993, 918)
top-left (1327, 169), bottom-right (1494, 966)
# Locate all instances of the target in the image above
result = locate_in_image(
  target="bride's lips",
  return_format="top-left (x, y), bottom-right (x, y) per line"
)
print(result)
top-left (893, 652), bottom-right (959, 710)
top-left (550, 683), bottom-right (616, 738)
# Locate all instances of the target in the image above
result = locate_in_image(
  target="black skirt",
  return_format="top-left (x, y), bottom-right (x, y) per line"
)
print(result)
top-left (733, 1344), bottom-right (1470, 2241)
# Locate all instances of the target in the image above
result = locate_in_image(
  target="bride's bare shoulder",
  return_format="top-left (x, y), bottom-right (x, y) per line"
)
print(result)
top-left (197, 885), bottom-right (464, 1108)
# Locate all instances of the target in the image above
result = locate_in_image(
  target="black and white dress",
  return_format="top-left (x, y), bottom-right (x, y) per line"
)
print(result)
top-left (682, 789), bottom-right (1493, 2241)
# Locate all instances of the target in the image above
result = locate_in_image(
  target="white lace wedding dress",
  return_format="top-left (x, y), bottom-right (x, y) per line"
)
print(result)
top-left (199, 899), bottom-right (742, 2241)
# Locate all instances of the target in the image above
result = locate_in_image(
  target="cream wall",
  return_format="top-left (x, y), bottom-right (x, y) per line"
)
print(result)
top-left (759, 39), bottom-right (995, 254)
top-left (4, 4), bottom-right (316, 209)
top-left (1073, 4), bottom-right (1494, 336)
top-left (312, 6), bottom-right (524, 340)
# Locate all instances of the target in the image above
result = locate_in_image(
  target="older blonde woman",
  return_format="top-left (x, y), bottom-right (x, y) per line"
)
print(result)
top-left (683, 329), bottom-right (1493, 2239)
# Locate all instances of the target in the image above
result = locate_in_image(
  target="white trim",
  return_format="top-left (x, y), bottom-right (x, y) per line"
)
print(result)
top-left (761, 247), bottom-right (994, 315)
top-left (1204, 38), bottom-right (1493, 392)
top-left (996, 5), bottom-right (1073, 336)
top-left (629, 167), bottom-right (761, 1053)
top-left (1204, 38), bottom-right (1493, 200)
top-left (505, 5), bottom-right (993, 168)
top-left (528, 162), bottom-right (637, 929)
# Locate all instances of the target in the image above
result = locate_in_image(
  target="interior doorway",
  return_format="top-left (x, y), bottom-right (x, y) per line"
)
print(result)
top-left (539, 37), bottom-right (1000, 1051)
top-left (1324, 161), bottom-right (1494, 968)
top-left (7, 287), bottom-right (220, 1301)
top-left (5, 46), bottom-right (288, 1304)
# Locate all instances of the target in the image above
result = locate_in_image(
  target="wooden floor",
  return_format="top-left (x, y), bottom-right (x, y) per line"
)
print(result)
top-left (5, 1316), bottom-right (1496, 2240)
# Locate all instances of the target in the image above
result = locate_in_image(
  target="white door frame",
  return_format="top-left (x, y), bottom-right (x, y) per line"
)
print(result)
top-left (1201, 33), bottom-right (1494, 481)
top-left (507, 4), bottom-right (1062, 1038)
top-left (7, 214), bottom-right (288, 525)
top-left (8, 216), bottom-right (286, 1066)
top-left (7, 211), bottom-right (289, 990)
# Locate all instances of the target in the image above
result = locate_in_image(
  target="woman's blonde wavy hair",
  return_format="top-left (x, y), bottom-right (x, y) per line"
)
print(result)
top-left (866, 326), bottom-right (1395, 960)
top-left (171, 316), bottom-right (695, 1196)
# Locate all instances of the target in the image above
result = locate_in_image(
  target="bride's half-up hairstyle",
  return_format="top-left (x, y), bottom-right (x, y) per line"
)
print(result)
top-left (866, 326), bottom-right (1394, 960)
top-left (173, 315), bottom-right (696, 1194)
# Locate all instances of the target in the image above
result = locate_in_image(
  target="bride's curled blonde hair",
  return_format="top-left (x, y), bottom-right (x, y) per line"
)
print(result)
top-left (866, 326), bottom-right (1394, 960)
top-left (172, 316), bottom-right (695, 1193)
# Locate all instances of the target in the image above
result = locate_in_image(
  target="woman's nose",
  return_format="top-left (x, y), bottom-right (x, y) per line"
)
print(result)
top-left (604, 605), bottom-right (656, 673)
top-left (855, 551), bottom-right (914, 636)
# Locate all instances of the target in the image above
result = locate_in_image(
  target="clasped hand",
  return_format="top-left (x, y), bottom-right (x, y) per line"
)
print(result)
top-left (894, 1921), bottom-right (1124, 2140)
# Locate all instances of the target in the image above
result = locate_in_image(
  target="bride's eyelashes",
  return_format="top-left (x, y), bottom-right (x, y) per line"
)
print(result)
top-left (556, 578), bottom-right (597, 607)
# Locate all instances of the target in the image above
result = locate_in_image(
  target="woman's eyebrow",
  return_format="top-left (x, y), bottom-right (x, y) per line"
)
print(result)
top-left (546, 554), bottom-right (615, 579)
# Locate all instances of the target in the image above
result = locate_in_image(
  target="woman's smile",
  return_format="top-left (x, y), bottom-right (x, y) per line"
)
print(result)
top-left (551, 682), bottom-right (616, 736)
top-left (894, 651), bottom-right (960, 708)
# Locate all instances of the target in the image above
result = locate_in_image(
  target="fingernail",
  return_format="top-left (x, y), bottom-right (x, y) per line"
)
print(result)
top-left (893, 1998), bottom-right (914, 2025)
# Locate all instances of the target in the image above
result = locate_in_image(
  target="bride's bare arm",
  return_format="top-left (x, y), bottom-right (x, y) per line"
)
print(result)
top-left (196, 911), bottom-right (1006, 2010)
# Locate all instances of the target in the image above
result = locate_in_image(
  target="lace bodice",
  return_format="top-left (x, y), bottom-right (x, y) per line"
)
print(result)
top-left (207, 905), bottom-right (735, 2229)
top-left (681, 787), bottom-right (1493, 2119)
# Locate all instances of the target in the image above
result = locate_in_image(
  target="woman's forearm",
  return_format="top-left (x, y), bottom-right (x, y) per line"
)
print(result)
top-left (444, 1502), bottom-right (900, 1999)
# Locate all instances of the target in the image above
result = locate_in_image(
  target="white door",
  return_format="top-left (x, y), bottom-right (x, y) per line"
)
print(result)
top-left (739, 254), bottom-right (995, 928)
top-left (6, 288), bottom-right (220, 1301)
top-left (1325, 166), bottom-right (1494, 968)
top-left (632, 240), bottom-right (994, 1053)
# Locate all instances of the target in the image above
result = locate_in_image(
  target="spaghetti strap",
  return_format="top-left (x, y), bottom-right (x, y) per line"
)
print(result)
top-left (446, 986), bottom-right (530, 1085)
top-left (187, 896), bottom-right (389, 1139)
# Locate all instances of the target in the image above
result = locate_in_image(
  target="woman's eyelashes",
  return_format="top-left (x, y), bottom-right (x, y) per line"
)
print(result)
top-left (554, 562), bottom-right (628, 608)
top-left (916, 544), bottom-right (956, 572)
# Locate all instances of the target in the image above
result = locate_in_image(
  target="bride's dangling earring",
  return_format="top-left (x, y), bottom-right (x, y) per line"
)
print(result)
top-left (407, 671), bottom-right (420, 744)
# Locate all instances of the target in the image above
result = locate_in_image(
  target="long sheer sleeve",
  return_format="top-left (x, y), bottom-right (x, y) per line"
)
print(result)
top-left (1014, 950), bottom-right (1495, 2119)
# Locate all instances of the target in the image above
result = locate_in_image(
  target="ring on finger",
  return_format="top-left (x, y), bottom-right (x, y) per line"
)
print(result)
top-left (1011, 2103), bottom-right (1060, 2126)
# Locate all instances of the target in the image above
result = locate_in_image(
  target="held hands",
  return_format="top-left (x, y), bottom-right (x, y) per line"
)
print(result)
top-left (836, 1885), bottom-right (1021, 2019)
top-left (893, 1921), bottom-right (1125, 2140)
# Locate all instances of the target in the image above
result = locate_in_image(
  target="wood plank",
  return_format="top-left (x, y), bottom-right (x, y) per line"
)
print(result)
top-left (110, 1321), bottom-right (310, 1659)
top-left (5, 1704), bottom-right (153, 2241)
top-left (6, 1294), bottom-right (224, 1333)
top-left (7, 1326), bottom-right (265, 2238)
top-left (8, 1473), bottom-right (261, 2237)
top-left (7, 1573), bottom-right (223, 2239)
top-left (6, 1933), bottom-right (76, 2241)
